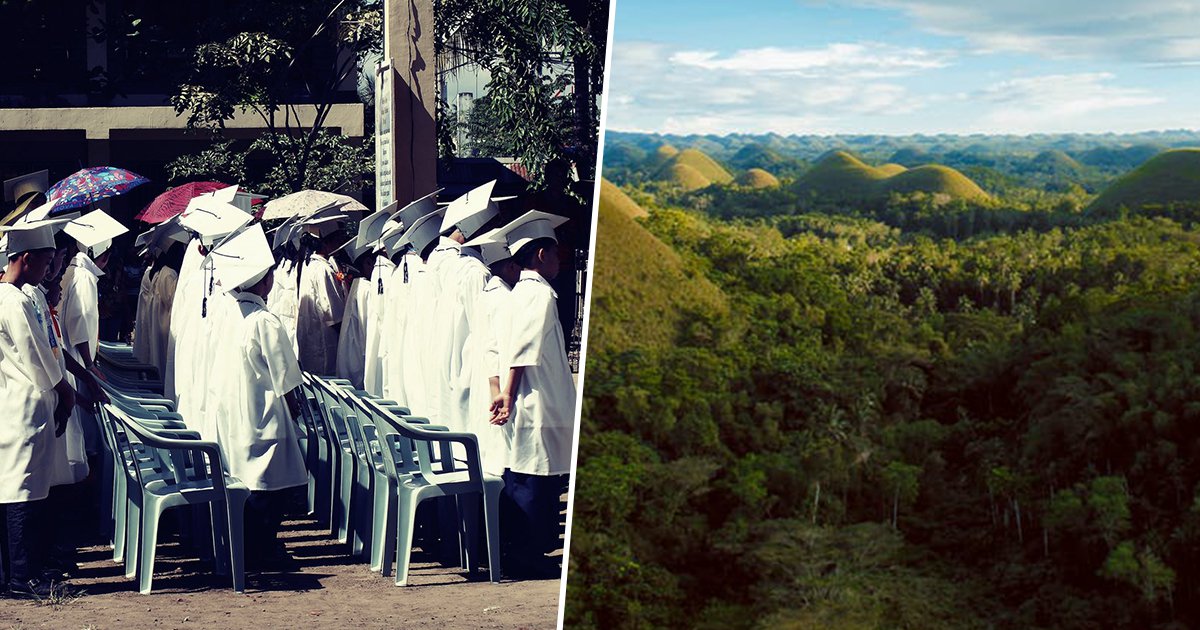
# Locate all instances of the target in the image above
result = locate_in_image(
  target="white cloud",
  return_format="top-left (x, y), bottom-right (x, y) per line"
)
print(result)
top-left (970, 73), bottom-right (1164, 133)
top-left (844, 0), bottom-right (1200, 63)
top-left (606, 39), bottom-right (938, 135)
top-left (668, 43), bottom-right (951, 77)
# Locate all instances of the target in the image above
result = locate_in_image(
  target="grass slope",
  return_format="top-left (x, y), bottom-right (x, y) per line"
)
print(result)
top-left (738, 168), bottom-right (781, 189)
top-left (589, 187), bottom-right (726, 354)
top-left (1088, 148), bottom-right (1200, 213)
top-left (668, 163), bottom-right (713, 191)
top-left (599, 178), bottom-right (648, 218)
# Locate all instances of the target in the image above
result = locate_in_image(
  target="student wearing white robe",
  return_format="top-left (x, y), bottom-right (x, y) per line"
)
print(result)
top-left (266, 259), bottom-right (300, 355)
top-left (361, 253), bottom-right (394, 396)
top-left (0, 230), bottom-right (75, 595)
top-left (465, 248), bottom-right (520, 476)
top-left (334, 252), bottom-right (372, 389)
top-left (164, 239), bottom-right (203, 402)
top-left (380, 249), bottom-right (417, 406)
top-left (394, 210), bottom-right (448, 417)
top-left (422, 236), bottom-right (462, 421)
top-left (58, 249), bottom-right (105, 369)
top-left (297, 240), bottom-right (346, 376)
top-left (491, 216), bottom-right (575, 577)
top-left (208, 227), bottom-right (307, 566)
top-left (131, 258), bottom-right (155, 364)
top-left (146, 262), bottom-right (178, 377)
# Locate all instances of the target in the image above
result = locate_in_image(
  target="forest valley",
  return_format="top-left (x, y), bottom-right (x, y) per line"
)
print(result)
top-left (566, 140), bottom-right (1200, 629)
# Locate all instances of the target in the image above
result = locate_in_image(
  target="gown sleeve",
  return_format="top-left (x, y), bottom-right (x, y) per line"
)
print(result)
top-left (4, 298), bottom-right (64, 391)
top-left (506, 288), bottom-right (554, 369)
top-left (254, 313), bottom-right (303, 396)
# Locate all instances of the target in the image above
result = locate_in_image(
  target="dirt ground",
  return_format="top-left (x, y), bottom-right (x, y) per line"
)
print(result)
top-left (0, 516), bottom-right (563, 630)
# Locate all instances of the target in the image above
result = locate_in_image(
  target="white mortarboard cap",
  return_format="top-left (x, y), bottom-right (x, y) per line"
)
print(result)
top-left (203, 223), bottom-right (275, 293)
top-left (211, 185), bottom-right (240, 204)
top-left (401, 207), bottom-right (447, 257)
top-left (302, 203), bottom-right (348, 238)
top-left (271, 216), bottom-right (301, 250)
top-left (65, 209), bottom-right (129, 256)
top-left (396, 189), bottom-right (442, 229)
top-left (494, 210), bottom-right (568, 256)
top-left (179, 196), bottom-right (251, 244)
top-left (379, 218), bottom-right (406, 255)
top-left (0, 218), bottom-right (71, 255)
top-left (356, 208), bottom-right (392, 251)
top-left (462, 227), bottom-right (513, 265)
top-left (4, 170), bottom-right (49, 204)
top-left (440, 180), bottom-right (505, 239)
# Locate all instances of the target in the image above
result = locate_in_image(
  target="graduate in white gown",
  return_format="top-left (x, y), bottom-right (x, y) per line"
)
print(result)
top-left (459, 238), bottom-right (521, 476)
top-left (296, 210), bottom-right (348, 376)
top-left (489, 211), bottom-right (575, 577)
top-left (206, 224), bottom-right (308, 568)
top-left (391, 207), bottom-right (448, 417)
top-left (334, 241), bottom-right (373, 389)
top-left (131, 250), bottom-right (155, 365)
top-left (0, 218), bottom-right (77, 595)
top-left (266, 217), bottom-right (303, 356)
top-left (145, 241), bottom-right (183, 377)
top-left (172, 194), bottom-right (253, 437)
top-left (349, 201), bottom-right (402, 397)
top-left (436, 181), bottom-right (508, 434)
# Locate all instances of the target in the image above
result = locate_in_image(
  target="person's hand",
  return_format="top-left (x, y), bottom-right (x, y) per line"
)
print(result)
top-left (490, 392), bottom-right (512, 426)
top-left (54, 388), bottom-right (75, 437)
top-left (86, 371), bottom-right (109, 406)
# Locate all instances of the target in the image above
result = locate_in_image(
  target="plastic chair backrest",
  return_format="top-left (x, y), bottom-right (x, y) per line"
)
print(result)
top-left (104, 404), bottom-right (231, 499)
top-left (359, 398), bottom-right (484, 487)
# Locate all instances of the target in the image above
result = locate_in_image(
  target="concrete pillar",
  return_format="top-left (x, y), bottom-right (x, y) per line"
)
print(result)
top-left (383, 0), bottom-right (438, 204)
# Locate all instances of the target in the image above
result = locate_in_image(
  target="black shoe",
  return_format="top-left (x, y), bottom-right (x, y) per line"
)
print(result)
top-left (7, 578), bottom-right (54, 599)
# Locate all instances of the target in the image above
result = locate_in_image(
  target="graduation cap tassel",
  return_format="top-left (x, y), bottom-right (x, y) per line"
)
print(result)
top-left (403, 257), bottom-right (409, 284)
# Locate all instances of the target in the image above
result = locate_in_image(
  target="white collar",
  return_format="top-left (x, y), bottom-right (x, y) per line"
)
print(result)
top-left (233, 290), bottom-right (266, 308)
top-left (70, 252), bottom-right (104, 277)
top-left (517, 269), bottom-right (555, 297)
top-left (484, 275), bottom-right (511, 292)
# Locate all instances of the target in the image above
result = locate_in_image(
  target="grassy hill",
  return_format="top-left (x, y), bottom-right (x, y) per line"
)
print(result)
top-left (795, 150), bottom-right (989, 204)
top-left (656, 148), bottom-right (734, 190)
top-left (1030, 149), bottom-right (1083, 175)
top-left (589, 182), bottom-right (727, 354)
top-left (667, 163), bottom-right (713, 191)
top-left (728, 143), bottom-right (794, 173)
top-left (1087, 148), bottom-right (1200, 214)
top-left (599, 178), bottom-right (648, 218)
top-left (738, 168), bottom-right (781, 189)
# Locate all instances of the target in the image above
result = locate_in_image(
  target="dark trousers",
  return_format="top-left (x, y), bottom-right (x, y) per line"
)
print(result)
top-left (0, 499), bottom-right (47, 586)
top-left (245, 487), bottom-right (302, 562)
top-left (45, 483), bottom-right (85, 571)
top-left (501, 471), bottom-right (568, 561)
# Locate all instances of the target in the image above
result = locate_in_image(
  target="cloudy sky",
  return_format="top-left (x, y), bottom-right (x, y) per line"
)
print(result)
top-left (605, 0), bottom-right (1200, 135)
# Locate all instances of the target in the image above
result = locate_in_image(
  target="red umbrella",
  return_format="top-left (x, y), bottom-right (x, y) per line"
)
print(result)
top-left (135, 181), bottom-right (230, 224)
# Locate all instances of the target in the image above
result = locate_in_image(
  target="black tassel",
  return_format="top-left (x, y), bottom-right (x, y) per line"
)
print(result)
top-left (378, 277), bottom-right (384, 294)
top-left (403, 257), bottom-right (409, 283)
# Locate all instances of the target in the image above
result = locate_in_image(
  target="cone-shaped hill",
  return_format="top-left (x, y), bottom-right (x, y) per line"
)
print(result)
top-left (650, 144), bottom-right (680, 169)
top-left (1087, 148), bottom-right (1200, 214)
top-left (600, 178), bottom-right (648, 219)
top-left (737, 168), bottom-right (781, 189)
top-left (794, 151), bottom-right (989, 204)
top-left (590, 181), bottom-right (727, 354)
top-left (656, 148), bottom-right (734, 190)
top-left (1031, 149), bottom-right (1083, 175)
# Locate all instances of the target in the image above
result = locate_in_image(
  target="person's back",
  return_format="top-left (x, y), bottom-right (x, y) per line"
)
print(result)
top-left (297, 252), bottom-right (345, 375)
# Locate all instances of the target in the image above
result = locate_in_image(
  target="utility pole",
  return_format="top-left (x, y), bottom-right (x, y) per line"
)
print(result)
top-left (382, 0), bottom-right (438, 205)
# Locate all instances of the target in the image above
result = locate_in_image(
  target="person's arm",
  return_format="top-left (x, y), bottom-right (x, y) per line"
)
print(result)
top-left (74, 342), bottom-right (93, 369)
top-left (52, 378), bottom-right (75, 436)
top-left (491, 366), bottom-right (524, 425)
top-left (284, 389), bottom-right (303, 420)
top-left (63, 351), bottom-right (109, 406)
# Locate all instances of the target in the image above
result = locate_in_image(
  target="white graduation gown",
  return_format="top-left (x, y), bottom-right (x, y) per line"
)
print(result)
top-left (335, 277), bottom-right (369, 389)
top-left (212, 291), bottom-right (307, 492)
top-left (422, 238), bottom-right (464, 421)
top-left (446, 252), bottom-right (490, 434)
top-left (467, 276), bottom-right (512, 475)
top-left (503, 271), bottom-right (577, 476)
top-left (0, 284), bottom-right (63, 503)
top-left (266, 261), bottom-right (300, 356)
top-left (147, 267), bottom-right (178, 377)
top-left (396, 256), bottom-right (433, 414)
top-left (164, 240), bottom-right (203, 402)
top-left (362, 255), bottom-right (394, 396)
top-left (380, 253), bottom-right (417, 405)
top-left (59, 252), bottom-right (103, 366)
top-left (297, 254), bottom-right (345, 376)
top-left (132, 266), bottom-right (155, 364)
top-left (24, 285), bottom-right (88, 487)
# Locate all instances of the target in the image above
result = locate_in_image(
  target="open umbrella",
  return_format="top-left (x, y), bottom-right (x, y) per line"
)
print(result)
top-left (46, 167), bottom-right (149, 213)
top-left (260, 189), bottom-right (368, 220)
top-left (135, 181), bottom-right (230, 224)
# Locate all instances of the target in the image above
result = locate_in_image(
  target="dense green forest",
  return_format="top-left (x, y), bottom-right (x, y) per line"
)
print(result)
top-left (566, 137), bottom-right (1200, 629)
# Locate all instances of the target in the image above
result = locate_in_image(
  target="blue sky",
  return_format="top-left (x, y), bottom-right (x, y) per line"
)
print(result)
top-left (605, 0), bottom-right (1200, 135)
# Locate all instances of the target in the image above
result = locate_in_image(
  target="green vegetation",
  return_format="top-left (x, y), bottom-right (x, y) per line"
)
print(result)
top-left (568, 139), bottom-right (1200, 628)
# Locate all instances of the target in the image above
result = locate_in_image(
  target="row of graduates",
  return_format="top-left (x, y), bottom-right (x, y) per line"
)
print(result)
top-left (0, 172), bottom-right (132, 597)
top-left (133, 181), bottom-right (576, 576)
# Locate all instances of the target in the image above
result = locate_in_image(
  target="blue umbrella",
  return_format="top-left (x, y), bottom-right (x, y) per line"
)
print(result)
top-left (46, 167), bottom-right (149, 213)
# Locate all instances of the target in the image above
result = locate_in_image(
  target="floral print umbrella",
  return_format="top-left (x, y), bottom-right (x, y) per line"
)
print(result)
top-left (46, 166), bottom-right (149, 213)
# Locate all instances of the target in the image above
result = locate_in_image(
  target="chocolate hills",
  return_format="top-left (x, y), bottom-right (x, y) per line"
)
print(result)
top-left (1087, 148), bottom-right (1200, 214)
top-left (590, 179), bottom-right (727, 353)
top-left (656, 147), bottom-right (734, 191)
top-left (737, 168), bottom-right (781, 189)
top-left (794, 151), bottom-right (989, 204)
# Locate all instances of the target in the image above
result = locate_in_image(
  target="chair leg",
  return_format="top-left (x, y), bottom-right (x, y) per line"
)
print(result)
top-left (137, 503), bottom-right (163, 594)
top-left (460, 493), bottom-right (481, 574)
top-left (226, 497), bottom-right (247, 594)
top-left (484, 483), bottom-right (503, 583)
top-left (112, 478), bottom-right (127, 562)
top-left (378, 483), bottom-right (398, 577)
top-left (210, 502), bottom-right (230, 575)
top-left (394, 493), bottom-right (421, 586)
top-left (369, 478), bottom-right (389, 572)
top-left (124, 494), bottom-right (141, 579)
